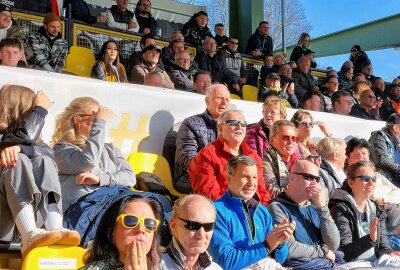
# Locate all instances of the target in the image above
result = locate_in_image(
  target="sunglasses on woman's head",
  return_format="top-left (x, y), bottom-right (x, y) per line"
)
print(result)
top-left (354, 175), bottom-right (377, 183)
top-left (178, 217), bottom-right (215, 232)
top-left (116, 214), bottom-right (160, 232)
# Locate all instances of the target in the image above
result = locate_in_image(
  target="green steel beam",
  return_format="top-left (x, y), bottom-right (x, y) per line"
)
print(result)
top-left (282, 13), bottom-right (400, 58)
top-left (229, 0), bottom-right (264, 52)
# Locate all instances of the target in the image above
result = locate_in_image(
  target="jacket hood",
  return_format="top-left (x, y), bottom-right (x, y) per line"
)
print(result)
top-left (271, 193), bottom-right (300, 207)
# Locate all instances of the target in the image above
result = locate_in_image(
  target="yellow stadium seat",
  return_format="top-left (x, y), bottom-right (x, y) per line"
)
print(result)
top-left (21, 245), bottom-right (86, 270)
top-left (63, 46), bottom-right (96, 77)
top-left (230, 94), bottom-right (241, 100)
top-left (242, 85), bottom-right (259, 102)
top-left (127, 152), bottom-right (185, 198)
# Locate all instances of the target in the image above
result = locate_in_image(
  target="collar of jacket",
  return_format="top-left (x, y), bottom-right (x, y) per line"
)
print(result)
top-left (165, 237), bottom-right (213, 269)
top-left (110, 5), bottom-right (131, 15)
top-left (37, 26), bottom-right (62, 43)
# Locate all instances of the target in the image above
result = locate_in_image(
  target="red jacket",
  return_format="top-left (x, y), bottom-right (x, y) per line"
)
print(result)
top-left (188, 136), bottom-right (271, 205)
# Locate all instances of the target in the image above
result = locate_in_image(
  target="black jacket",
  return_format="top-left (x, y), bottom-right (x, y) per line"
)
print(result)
top-left (181, 15), bottom-right (213, 47)
top-left (109, 5), bottom-right (134, 24)
top-left (349, 104), bottom-right (379, 120)
top-left (135, 13), bottom-right (158, 34)
top-left (13, 0), bottom-right (52, 14)
top-left (64, 0), bottom-right (97, 24)
top-left (194, 51), bottom-right (236, 85)
top-left (329, 188), bottom-right (392, 262)
top-left (350, 50), bottom-right (370, 75)
top-left (244, 29), bottom-right (273, 58)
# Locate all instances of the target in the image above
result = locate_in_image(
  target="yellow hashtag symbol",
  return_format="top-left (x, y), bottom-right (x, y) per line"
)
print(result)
top-left (109, 113), bottom-right (150, 155)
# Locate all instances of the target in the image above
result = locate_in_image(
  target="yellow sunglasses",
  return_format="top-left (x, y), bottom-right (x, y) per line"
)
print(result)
top-left (116, 214), bottom-right (160, 232)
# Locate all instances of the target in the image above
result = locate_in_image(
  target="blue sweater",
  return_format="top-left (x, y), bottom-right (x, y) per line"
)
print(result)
top-left (209, 191), bottom-right (288, 270)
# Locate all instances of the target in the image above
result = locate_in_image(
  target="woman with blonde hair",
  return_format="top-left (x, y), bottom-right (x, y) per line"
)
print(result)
top-left (290, 32), bottom-right (312, 64)
top-left (0, 85), bottom-right (79, 257)
top-left (52, 97), bottom-right (136, 245)
top-left (91, 40), bottom-right (128, 82)
top-left (290, 109), bottom-right (331, 159)
top-left (245, 99), bottom-right (287, 157)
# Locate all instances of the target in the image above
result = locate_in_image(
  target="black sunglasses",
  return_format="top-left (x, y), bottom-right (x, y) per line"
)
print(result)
top-left (292, 172), bottom-right (321, 182)
top-left (224, 119), bottom-right (247, 127)
top-left (178, 217), bottom-right (215, 232)
top-left (355, 175), bottom-right (377, 182)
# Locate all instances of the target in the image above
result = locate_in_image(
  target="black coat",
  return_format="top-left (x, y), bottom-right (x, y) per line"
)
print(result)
top-left (244, 29), bottom-right (273, 58)
top-left (63, 0), bottom-right (97, 24)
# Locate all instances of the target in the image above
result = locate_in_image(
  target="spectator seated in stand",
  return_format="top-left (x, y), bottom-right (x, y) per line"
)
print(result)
top-left (0, 38), bottom-right (29, 68)
top-left (130, 44), bottom-right (174, 89)
top-left (0, 3), bottom-right (33, 61)
top-left (106, 0), bottom-right (139, 32)
top-left (320, 75), bottom-right (339, 112)
top-left (290, 32), bottom-right (312, 64)
top-left (381, 84), bottom-right (400, 120)
top-left (127, 34), bottom-right (165, 81)
top-left (193, 70), bottom-right (212, 95)
top-left (362, 62), bottom-right (376, 83)
top-left (64, 0), bottom-right (106, 24)
top-left (269, 160), bottom-right (345, 269)
top-left (301, 90), bottom-right (322, 112)
top-left (331, 90), bottom-right (353, 116)
top-left (91, 40), bottom-right (128, 82)
top-left (245, 99), bottom-right (287, 158)
top-left (214, 23), bottom-right (228, 49)
top-left (245, 21), bottom-right (273, 59)
top-left (28, 12), bottom-right (68, 72)
top-left (272, 52), bottom-right (286, 73)
top-left (351, 80), bottom-right (370, 105)
top-left (372, 76), bottom-right (386, 100)
top-left (338, 65), bottom-right (353, 92)
top-left (80, 195), bottom-right (163, 270)
top-left (279, 63), bottom-right (293, 86)
top-left (262, 120), bottom-right (301, 199)
top-left (260, 54), bottom-right (274, 86)
top-left (160, 39), bottom-right (185, 72)
top-left (168, 50), bottom-right (197, 91)
top-left (181, 11), bottom-right (213, 48)
top-left (369, 114), bottom-right (400, 187)
top-left (143, 71), bottom-right (163, 87)
top-left (194, 37), bottom-right (239, 97)
top-left (216, 36), bottom-right (248, 88)
top-left (303, 49), bottom-right (317, 69)
top-left (209, 155), bottom-right (295, 270)
top-left (174, 84), bottom-right (230, 194)
top-left (134, 0), bottom-right (158, 34)
top-left (0, 85), bottom-right (80, 258)
top-left (292, 56), bottom-right (319, 101)
top-left (188, 109), bottom-right (271, 204)
top-left (160, 195), bottom-right (222, 270)
top-left (329, 161), bottom-right (400, 268)
top-left (349, 88), bottom-right (382, 120)
top-left (258, 72), bottom-right (298, 108)
top-left (349, 44), bottom-right (370, 75)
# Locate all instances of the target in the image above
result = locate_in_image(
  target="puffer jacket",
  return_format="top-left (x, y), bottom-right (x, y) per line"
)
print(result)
top-left (168, 63), bottom-right (197, 91)
top-left (181, 14), bottom-right (213, 47)
top-left (216, 46), bottom-right (247, 78)
top-left (174, 110), bottom-right (217, 194)
top-left (329, 188), bottom-right (392, 262)
top-left (6, 19), bottom-right (33, 61)
top-left (292, 68), bottom-right (318, 100)
top-left (369, 128), bottom-right (400, 185)
top-left (28, 26), bottom-right (68, 72)
top-left (244, 119), bottom-right (269, 158)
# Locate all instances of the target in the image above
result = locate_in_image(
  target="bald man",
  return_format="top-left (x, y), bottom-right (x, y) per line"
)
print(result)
top-left (160, 194), bottom-right (222, 269)
top-left (268, 160), bottom-right (345, 269)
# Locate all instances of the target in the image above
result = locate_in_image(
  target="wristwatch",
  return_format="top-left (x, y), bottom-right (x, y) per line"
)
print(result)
top-left (321, 244), bottom-right (329, 256)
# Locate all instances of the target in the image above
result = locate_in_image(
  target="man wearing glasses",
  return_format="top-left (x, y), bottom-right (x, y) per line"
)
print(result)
top-left (268, 159), bottom-right (344, 269)
top-left (188, 109), bottom-right (271, 205)
top-left (209, 155), bottom-right (295, 269)
top-left (168, 50), bottom-right (197, 91)
top-left (161, 194), bottom-right (222, 269)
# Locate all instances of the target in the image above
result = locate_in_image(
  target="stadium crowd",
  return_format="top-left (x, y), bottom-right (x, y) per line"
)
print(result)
top-left (2, 0), bottom-right (400, 269)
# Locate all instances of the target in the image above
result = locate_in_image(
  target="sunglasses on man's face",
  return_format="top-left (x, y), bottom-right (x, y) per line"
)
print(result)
top-left (224, 119), bottom-right (247, 127)
top-left (116, 214), bottom-right (160, 232)
top-left (354, 175), bottom-right (377, 183)
top-left (292, 172), bottom-right (321, 182)
top-left (178, 217), bottom-right (215, 232)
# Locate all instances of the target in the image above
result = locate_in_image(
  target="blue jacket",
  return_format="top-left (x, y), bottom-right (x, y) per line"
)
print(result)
top-left (209, 191), bottom-right (288, 270)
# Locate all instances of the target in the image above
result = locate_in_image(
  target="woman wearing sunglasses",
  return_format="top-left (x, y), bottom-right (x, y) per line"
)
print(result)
top-left (290, 110), bottom-right (331, 159)
top-left (80, 195), bottom-right (162, 270)
top-left (245, 99), bottom-right (287, 158)
top-left (329, 161), bottom-right (400, 268)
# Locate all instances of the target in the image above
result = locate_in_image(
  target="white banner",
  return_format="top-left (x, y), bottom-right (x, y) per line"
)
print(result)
top-left (0, 66), bottom-right (385, 156)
